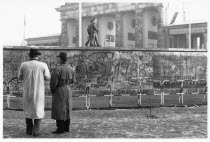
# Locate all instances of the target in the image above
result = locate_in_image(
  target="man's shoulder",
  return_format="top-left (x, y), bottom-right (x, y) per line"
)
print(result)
top-left (38, 61), bottom-right (48, 66)
top-left (53, 65), bottom-right (62, 71)
top-left (68, 66), bottom-right (74, 72)
top-left (32, 61), bottom-right (49, 69)
top-left (20, 61), bottom-right (30, 66)
top-left (66, 64), bottom-right (74, 69)
top-left (59, 64), bottom-right (74, 71)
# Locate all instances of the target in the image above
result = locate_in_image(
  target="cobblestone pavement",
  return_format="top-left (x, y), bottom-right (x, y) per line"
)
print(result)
top-left (3, 106), bottom-right (207, 138)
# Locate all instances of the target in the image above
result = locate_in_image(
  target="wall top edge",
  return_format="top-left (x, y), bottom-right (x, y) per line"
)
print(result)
top-left (3, 46), bottom-right (207, 52)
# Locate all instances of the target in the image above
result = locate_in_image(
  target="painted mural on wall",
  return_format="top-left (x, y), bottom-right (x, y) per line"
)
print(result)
top-left (3, 49), bottom-right (207, 96)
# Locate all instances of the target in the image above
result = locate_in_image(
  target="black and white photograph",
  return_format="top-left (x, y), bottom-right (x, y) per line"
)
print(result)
top-left (0, 0), bottom-right (208, 140)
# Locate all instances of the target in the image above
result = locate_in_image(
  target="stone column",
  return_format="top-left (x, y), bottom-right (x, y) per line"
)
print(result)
top-left (169, 36), bottom-right (174, 48)
top-left (115, 13), bottom-right (123, 47)
top-left (157, 7), bottom-right (165, 48)
top-left (75, 18), bottom-right (79, 47)
top-left (61, 20), bottom-right (68, 47)
top-left (135, 9), bottom-right (144, 48)
top-left (186, 34), bottom-right (189, 49)
top-left (203, 33), bottom-right (207, 49)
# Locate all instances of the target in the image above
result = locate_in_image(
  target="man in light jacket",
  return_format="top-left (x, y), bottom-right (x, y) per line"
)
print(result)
top-left (18, 48), bottom-right (51, 137)
top-left (50, 52), bottom-right (75, 134)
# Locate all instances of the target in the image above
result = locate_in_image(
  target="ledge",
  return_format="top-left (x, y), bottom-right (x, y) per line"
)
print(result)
top-left (3, 46), bottom-right (207, 52)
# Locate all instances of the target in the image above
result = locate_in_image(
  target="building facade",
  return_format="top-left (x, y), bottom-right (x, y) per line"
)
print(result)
top-left (56, 3), bottom-right (164, 48)
top-left (26, 34), bottom-right (61, 46)
top-left (26, 3), bottom-right (207, 50)
top-left (165, 22), bottom-right (207, 50)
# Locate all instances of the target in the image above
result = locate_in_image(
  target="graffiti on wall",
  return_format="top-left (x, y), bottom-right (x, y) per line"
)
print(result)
top-left (153, 52), bottom-right (207, 81)
top-left (3, 49), bottom-right (207, 95)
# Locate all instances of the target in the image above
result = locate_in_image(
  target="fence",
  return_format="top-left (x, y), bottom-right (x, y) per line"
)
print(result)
top-left (3, 46), bottom-right (207, 110)
top-left (3, 79), bottom-right (207, 110)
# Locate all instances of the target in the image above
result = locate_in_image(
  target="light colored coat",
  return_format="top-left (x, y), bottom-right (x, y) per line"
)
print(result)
top-left (18, 60), bottom-right (51, 119)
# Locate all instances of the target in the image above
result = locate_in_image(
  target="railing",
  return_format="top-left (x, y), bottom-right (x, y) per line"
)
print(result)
top-left (3, 79), bottom-right (207, 110)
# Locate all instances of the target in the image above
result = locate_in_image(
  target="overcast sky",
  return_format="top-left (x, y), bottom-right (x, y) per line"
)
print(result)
top-left (0, 0), bottom-right (209, 46)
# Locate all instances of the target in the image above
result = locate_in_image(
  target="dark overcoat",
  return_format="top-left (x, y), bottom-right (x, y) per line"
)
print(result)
top-left (50, 63), bottom-right (75, 120)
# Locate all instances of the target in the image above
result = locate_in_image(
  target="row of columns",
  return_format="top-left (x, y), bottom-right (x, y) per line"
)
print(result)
top-left (186, 33), bottom-right (207, 49)
top-left (169, 31), bottom-right (207, 49)
top-left (60, 7), bottom-right (162, 48)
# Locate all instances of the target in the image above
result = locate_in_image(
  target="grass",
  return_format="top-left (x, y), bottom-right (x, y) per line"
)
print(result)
top-left (3, 106), bottom-right (207, 138)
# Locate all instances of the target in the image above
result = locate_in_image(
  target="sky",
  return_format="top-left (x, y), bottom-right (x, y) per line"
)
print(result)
top-left (0, 0), bottom-right (209, 46)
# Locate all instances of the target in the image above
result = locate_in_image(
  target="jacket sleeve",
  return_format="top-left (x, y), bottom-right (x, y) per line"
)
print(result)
top-left (50, 69), bottom-right (59, 94)
top-left (44, 63), bottom-right (51, 81)
top-left (18, 63), bottom-right (23, 80)
top-left (70, 70), bottom-right (76, 85)
top-left (92, 23), bottom-right (98, 32)
top-left (73, 71), bottom-right (76, 84)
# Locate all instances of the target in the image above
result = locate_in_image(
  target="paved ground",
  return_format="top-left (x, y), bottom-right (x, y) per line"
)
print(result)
top-left (3, 106), bottom-right (207, 138)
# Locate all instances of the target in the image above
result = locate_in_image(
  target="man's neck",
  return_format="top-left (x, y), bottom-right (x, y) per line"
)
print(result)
top-left (60, 61), bottom-right (66, 64)
top-left (30, 57), bottom-right (38, 60)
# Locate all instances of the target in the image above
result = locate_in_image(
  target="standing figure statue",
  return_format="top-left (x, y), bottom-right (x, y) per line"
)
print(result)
top-left (85, 17), bottom-right (101, 47)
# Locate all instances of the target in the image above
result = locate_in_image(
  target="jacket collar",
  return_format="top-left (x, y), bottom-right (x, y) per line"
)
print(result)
top-left (60, 62), bottom-right (67, 65)
top-left (29, 58), bottom-right (38, 61)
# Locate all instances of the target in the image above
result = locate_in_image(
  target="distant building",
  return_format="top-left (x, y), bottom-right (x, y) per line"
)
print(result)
top-left (26, 34), bottom-right (61, 46)
top-left (165, 22), bottom-right (207, 49)
top-left (56, 3), bottom-right (163, 48)
top-left (26, 3), bottom-right (207, 50)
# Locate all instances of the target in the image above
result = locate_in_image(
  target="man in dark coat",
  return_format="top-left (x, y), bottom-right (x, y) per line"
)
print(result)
top-left (90, 17), bottom-right (101, 47)
top-left (50, 52), bottom-right (75, 134)
top-left (85, 20), bottom-right (93, 47)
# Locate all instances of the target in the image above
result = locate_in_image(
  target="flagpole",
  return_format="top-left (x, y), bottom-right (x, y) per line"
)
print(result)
top-left (188, 4), bottom-right (191, 49)
top-left (164, 0), bottom-right (169, 48)
top-left (79, 2), bottom-right (82, 47)
top-left (22, 0), bottom-right (26, 46)
top-left (21, 15), bottom-right (26, 46)
top-left (164, 1), bottom-right (168, 26)
top-left (182, 1), bottom-right (186, 22)
top-left (23, 15), bottom-right (26, 46)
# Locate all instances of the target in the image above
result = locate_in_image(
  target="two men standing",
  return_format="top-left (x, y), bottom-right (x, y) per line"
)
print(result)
top-left (85, 17), bottom-right (101, 47)
top-left (18, 49), bottom-right (75, 136)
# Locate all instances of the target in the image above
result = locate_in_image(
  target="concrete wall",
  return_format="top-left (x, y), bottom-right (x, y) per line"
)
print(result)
top-left (3, 47), bottom-right (207, 96)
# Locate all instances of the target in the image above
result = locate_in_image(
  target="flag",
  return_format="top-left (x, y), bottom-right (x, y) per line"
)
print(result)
top-left (170, 12), bottom-right (178, 25)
